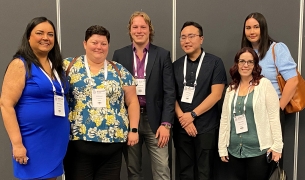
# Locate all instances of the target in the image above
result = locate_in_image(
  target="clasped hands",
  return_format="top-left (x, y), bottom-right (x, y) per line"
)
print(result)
top-left (178, 112), bottom-right (197, 137)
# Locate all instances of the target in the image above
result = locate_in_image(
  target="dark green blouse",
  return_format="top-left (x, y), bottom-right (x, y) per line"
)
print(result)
top-left (228, 90), bottom-right (267, 158)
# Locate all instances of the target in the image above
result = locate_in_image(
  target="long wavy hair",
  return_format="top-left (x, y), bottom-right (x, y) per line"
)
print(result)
top-left (229, 47), bottom-right (263, 91)
top-left (241, 12), bottom-right (276, 60)
top-left (12, 17), bottom-right (64, 82)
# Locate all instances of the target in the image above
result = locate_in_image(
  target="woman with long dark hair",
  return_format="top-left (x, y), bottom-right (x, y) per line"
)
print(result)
top-left (1, 17), bottom-right (70, 179)
top-left (241, 12), bottom-right (298, 136)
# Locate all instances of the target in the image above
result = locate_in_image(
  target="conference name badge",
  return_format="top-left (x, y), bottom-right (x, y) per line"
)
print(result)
top-left (92, 89), bottom-right (106, 108)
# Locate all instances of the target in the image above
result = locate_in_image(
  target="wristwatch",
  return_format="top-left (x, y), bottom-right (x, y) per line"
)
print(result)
top-left (191, 111), bottom-right (197, 118)
top-left (130, 128), bottom-right (138, 133)
top-left (161, 123), bottom-right (172, 129)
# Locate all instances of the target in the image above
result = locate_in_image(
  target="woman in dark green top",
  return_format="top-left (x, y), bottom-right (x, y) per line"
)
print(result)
top-left (218, 47), bottom-right (283, 180)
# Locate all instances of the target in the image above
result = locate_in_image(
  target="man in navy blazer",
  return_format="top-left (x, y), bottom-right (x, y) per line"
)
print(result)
top-left (112, 11), bottom-right (175, 180)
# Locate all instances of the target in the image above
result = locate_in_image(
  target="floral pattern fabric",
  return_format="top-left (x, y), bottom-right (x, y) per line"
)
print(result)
top-left (63, 55), bottom-right (135, 143)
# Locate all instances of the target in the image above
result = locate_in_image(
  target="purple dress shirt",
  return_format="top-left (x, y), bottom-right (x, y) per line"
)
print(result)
top-left (132, 43), bottom-right (149, 107)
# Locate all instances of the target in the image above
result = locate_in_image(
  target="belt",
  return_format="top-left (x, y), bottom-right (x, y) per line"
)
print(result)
top-left (140, 106), bottom-right (147, 113)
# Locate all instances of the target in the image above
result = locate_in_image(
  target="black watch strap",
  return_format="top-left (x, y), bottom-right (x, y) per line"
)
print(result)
top-left (130, 128), bottom-right (138, 133)
top-left (191, 111), bottom-right (197, 118)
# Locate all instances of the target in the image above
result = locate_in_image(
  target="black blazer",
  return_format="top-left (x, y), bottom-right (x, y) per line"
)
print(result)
top-left (112, 43), bottom-right (176, 133)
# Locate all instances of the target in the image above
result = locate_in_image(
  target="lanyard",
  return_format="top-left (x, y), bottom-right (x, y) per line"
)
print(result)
top-left (39, 60), bottom-right (64, 95)
top-left (84, 55), bottom-right (108, 86)
top-left (133, 52), bottom-right (148, 78)
top-left (183, 52), bottom-right (205, 86)
top-left (233, 84), bottom-right (252, 115)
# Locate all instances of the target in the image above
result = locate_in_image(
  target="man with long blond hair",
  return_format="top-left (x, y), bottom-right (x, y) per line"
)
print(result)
top-left (113, 11), bottom-right (175, 180)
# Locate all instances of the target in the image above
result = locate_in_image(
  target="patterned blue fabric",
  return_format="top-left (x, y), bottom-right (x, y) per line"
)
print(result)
top-left (64, 55), bottom-right (136, 143)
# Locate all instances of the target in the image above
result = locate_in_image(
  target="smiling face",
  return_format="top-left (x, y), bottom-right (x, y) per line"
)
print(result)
top-left (238, 51), bottom-right (254, 79)
top-left (245, 18), bottom-right (261, 48)
top-left (130, 16), bottom-right (150, 46)
top-left (28, 21), bottom-right (54, 56)
top-left (180, 25), bottom-right (203, 58)
top-left (83, 34), bottom-right (109, 61)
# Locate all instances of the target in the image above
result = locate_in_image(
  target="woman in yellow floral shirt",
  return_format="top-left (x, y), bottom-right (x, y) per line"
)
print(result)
top-left (63, 25), bottom-right (140, 180)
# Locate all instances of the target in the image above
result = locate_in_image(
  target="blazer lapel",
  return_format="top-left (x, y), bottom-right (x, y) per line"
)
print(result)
top-left (145, 44), bottom-right (157, 82)
top-left (125, 45), bottom-right (134, 74)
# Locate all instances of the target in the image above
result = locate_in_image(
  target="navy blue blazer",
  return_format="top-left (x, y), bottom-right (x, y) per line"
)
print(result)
top-left (112, 43), bottom-right (176, 133)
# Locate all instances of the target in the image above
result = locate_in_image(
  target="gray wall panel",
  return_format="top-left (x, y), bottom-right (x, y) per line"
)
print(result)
top-left (60, 0), bottom-right (172, 59)
top-left (0, 1), bottom-right (57, 179)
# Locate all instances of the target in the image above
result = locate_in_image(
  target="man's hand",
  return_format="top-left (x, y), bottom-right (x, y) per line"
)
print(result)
top-left (179, 112), bottom-right (194, 128)
top-left (184, 122), bottom-right (197, 137)
top-left (155, 125), bottom-right (170, 148)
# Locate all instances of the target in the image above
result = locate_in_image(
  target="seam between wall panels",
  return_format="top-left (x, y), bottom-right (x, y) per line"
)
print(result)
top-left (56, 0), bottom-right (61, 51)
top-left (171, 0), bottom-right (176, 179)
top-left (57, 3), bottom-right (65, 180)
top-left (294, 0), bottom-right (304, 180)
top-left (172, 0), bottom-right (176, 63)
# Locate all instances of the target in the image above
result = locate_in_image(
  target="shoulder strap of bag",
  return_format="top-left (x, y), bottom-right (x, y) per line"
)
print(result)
top-left (271, 44), bottom-right (281, 76)
top-left (66, 56), bottom-right (78, 76)
top-left (108, 60), bottom-right (121, 77)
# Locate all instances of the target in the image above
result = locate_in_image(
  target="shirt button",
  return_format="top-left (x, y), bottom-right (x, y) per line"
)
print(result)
top-left (240, 135), bottom-right (241, 138)
top-left (240, 143), bottom-right (242, 146)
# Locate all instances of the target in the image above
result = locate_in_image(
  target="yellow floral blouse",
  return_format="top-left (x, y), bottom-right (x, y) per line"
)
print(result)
top-left (63, 55), bottom-right (136, 143)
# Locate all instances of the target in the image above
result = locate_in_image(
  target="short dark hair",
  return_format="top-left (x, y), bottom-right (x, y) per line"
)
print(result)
top-left (180, 21), bottom-right (203, 36)
top-left (229, 47), bottom-right (263, 90)
top-left (13, 17), bottom-right (64, 82)
top-left (241, 12), bottom-right (276, 59)
top-left (85, 25), bottom-right (110, 43)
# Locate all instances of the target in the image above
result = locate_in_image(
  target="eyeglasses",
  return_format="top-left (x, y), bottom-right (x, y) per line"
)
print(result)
top-left (180, 34), bottom-right (201, 41)
top-left (238, 59), bottom-right (254, 66)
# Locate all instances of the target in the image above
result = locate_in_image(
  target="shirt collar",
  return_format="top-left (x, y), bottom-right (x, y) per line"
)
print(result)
top-left (187, 48), bottom-right (203, 62)
top-left (132, 43), bottom-right (150, 53)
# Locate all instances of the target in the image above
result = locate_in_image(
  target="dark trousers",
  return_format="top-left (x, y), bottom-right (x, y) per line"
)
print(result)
top-left (64, 140), bottom-right (124, 180)
top-left (228, 153), bottom-right (272, 180)
top-left (174, 129), bottom-right (217, 180)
